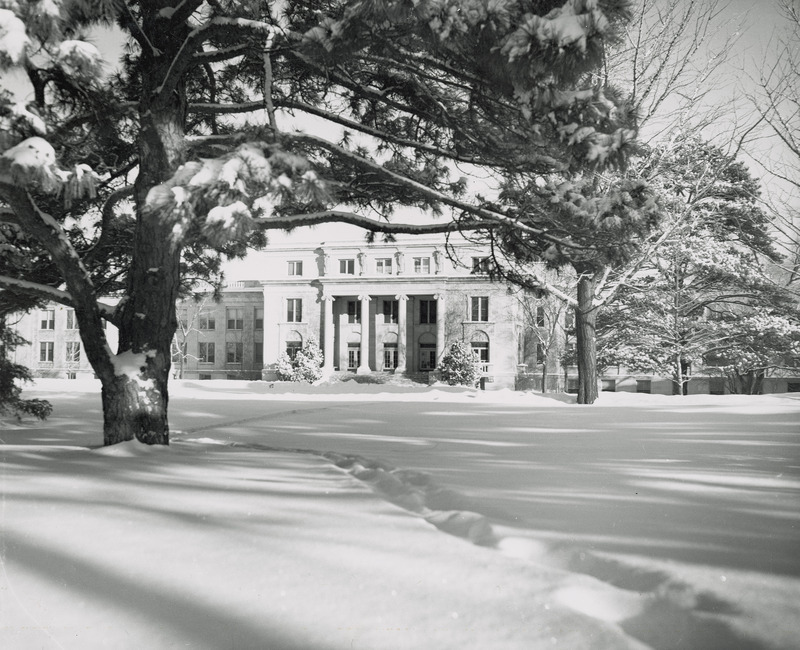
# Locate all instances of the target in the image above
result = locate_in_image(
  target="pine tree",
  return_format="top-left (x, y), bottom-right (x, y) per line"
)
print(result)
top-left (0, 314), bottom-right (52, 421)
top-left (0, 1), bottom-right (635, 444)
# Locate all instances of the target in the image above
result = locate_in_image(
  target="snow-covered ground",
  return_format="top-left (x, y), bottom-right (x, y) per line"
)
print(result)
top-left (2, 379), bottom-right (799, 649)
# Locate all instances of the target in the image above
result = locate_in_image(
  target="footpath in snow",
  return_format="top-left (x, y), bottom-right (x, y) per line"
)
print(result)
top-left (1, 378), bottom-right (799, 649)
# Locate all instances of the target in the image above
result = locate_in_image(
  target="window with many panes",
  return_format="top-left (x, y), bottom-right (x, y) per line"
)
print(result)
top-left (254, 307), bottom-right (264, 330)
top-left (66, 309), bottom-right (77, 329)
top-left (287, 298), bottom-right (302, 323)
top-left (40, 309), bottom-right (55, 329)
top-left (254, 342), bottom-right (263, 365)
top-left (287, 260), bottom-right (303, 276)
top-left (471, 341), bottom-right (489, 363)
top-left (376, 258), bottom-right (393, 274)
top-left (347, 345), bottom-right (361, 370)
top-left (413, 257), bottom-right (430, 274)
top-left (65, 341), bottom-right (81, 363)
top-left (419, 343), bottom-right (437, 370)
top-left (339, 259), bottom-right (355, 275)
top-left (419, 299), bottom-right (437, 324)
top-left (383, 344), bottom-right (398, 370)
top-left (198, 312), bottom-right (215, 330)
top-left (383, 300), bottom-right (398, 324)
top-left (347, 301), bottom-right (361, 324)
top-left (226, 341), bottom-right (243, 363)
top-left (286, 341), bottom-right (302, 360)
top-left (198, 342), bottom-right (215, 363)
top-left (226, 308), bottom-right (243, 330)
top-left (470, 296), bottom-right (489, 321)
top-left (40, 341), bottom-right (54, 362)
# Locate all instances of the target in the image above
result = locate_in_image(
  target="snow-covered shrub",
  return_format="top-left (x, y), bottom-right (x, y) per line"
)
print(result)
top-left (275, 338), bottom-right (323, 383)
top-left (438, 340), bottom-right (480, 387)
top-left (0, 321), bottom-right (52, 421)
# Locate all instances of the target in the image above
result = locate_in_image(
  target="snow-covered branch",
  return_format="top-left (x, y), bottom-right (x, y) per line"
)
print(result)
top-left (0, 276), bottom-right (74, 307)
top-left (253, 210), bottom-right (493, 235)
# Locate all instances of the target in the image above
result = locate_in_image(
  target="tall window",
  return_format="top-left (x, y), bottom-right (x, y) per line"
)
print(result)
top-left (383, 300), bottom-right (398, 324)
top-left (286, 341), bottom-right (302, 360)
top-left (565, 310), bottom-right (575, 330)
top-left (226, 308), bottom-right (243, 330)
top-left (287, 298), bottom-right (302, 323)
top-left (419, 343), bottom-right (437, 370)
top-left (199, 312), bottom-right (216, 330)
top-left (65, 341), bottom-right (81, 363)
top-left (413, 257), bottom-right (431, 274)
top-left (383, 344), bottom-right (398, 370)
top-left (199, 342), bottom-right (215, 363)
top-left (376, 258), bottom-right (393, 274)
top-left (254, 307), bottom-right (264, 330)
top-left (419, 299), bottom-right (437, 324)
top-left (226, 342), bottom-right (243, 363)
top-left (39, 341), bottom-right (54, 362)
top-left (40, 309), bottom-right (55, 329)
top-left (347, 345), bottom-right (361, 370)
top-left (339, 259), bottom-right (355, 275)
top-left (254, 342), bottom-right (264, 365)
top-left (66, 310), bottom-right (77, 330)
top-left (287, 260), bottom-right (303, 276)
top-left (347, 300), bottom-right (361, 324)
top-left (535, 305), bottom-right (546, 327)
top-left (470, 296), bottom-right (489, 321)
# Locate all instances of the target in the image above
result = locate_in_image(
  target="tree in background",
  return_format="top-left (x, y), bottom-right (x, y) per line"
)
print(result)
top-left (0, 313), bottom-right (52, 421)
top-left (276, 338), bottom-right (323, 383)
top-left (597, 138), bottom-right (788, 394)
top-left (0, 1), bottom-right (637, 444)
top-left (469, 0), bottom-right (750, 403)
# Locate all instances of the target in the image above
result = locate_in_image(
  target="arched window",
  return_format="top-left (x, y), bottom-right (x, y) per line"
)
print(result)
top-left (286, 331), bottom-right (303, 360)
top-left (471, 330), bottom-right (489, 363)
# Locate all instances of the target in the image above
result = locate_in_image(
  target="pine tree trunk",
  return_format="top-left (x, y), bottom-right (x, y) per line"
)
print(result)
top-left (575, 272), bottom-right (598, 405)
top-left (97, 6), bottom-right (189, 446)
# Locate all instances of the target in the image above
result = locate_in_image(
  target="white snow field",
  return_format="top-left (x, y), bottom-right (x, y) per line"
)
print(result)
top-left (2, 379), bottom-right (799, 650)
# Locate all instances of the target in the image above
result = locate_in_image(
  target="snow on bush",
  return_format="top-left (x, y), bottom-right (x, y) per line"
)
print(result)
top-left (57, 39), bottom-right (104, 82)
top-left (275, 338), bottom-right (324, 383)
top-left (0, 9), bottom-right (29, 67)
top-left (438, 340), bottom-right (481, 387)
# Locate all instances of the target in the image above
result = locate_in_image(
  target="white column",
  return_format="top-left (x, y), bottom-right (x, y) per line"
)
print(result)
top-left (395, 294), bottom-right (408, 374)
top-left (322, 295), bottom-right (335, 376)
top-left (357, 294), bottom-right (371, 374)
top-left (435, 293), bottom-right (446, 365)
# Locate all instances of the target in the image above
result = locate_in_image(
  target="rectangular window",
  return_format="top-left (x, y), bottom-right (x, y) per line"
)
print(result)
top-left (254, 307), bottom-right (264, 330)
top-left (287, 260), bottom-right (303, 276)
top-left (566, 377), bottom-right (579, 394)
top-left (226, 341), bottom-right (243, 364)
top-left (535, 305), bottom-right (546, 327)
top-left (40, 309), bottom-right (55, 330)
top-left (709, 377), bottom-right (725, 395)
top-left (471, 342), bottom-right (489, 363)
top-left (287, 298), bottom-right (302, 323)
top-left (347, 345), bottom-right (361, 370)
top-left (198, 312), bottom-right (216, 330)
top-left (413, 257), bottom-right (431, 274)
top-left (66, 310), bottom-right (77, 330)
top-left (347, 300), bottom-right (361, 324)
top-left (470, 296), bottom-right (489, 322)
top-left (199, 342), bottom-right (215, 364)
top-left (226, 308), bottom-right (243, 330)
top-left (419, 344), bottom-right (437, 370)
top-left (535, 343), bottom-right (545, 364)
top-left (383, 345), bottom-right (398, 370)
top-left (472, 257), bottom-right (490, 274)
top-left (419, 299), bottom-right (437, 324)
top-left (65, 341), bottom-right (81, 363)
top-left (39, 341), bottom-right (54, 362)
top-left (636, 379), bottom-right (652, 394)
top-left (339, 259), bottom-right (355, 275)
top-left (383, 300), bottom-right (398, 324)
top-left (199, 373), bottom-right (212, 380)
top-left (376, 258), bottom-right (393, 274)
top-left (254, 342), bottom-right (263, 365)
top-left (601, 379), bottom-right (616, 392)
top-left (565, 310), bottom-right (575, 330)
